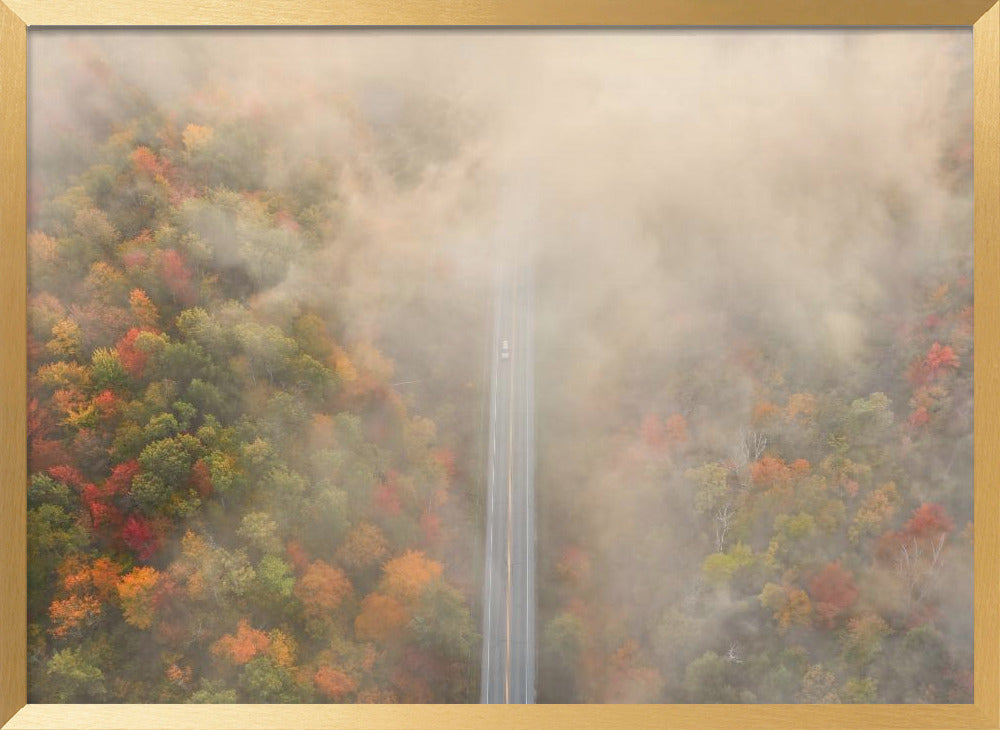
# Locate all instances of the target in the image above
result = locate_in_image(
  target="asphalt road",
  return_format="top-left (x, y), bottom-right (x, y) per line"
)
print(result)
top-left (480, 257), bottom-right (536, 704)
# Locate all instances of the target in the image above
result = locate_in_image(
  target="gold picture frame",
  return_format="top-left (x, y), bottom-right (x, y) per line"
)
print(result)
top-left (1, 1), bottom-right (998, 728)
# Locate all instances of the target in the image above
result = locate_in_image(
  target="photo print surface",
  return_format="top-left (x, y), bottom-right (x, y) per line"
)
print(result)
top-left (27, 29), bottom-right (972, 704)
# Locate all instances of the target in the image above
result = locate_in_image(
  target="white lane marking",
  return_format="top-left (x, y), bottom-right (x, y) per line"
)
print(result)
top-left (524, 265), bottom-right (533, 703)
top-left (482, 262), bottom-right (502, 704)
top-left (504, 258), bottom-right (518, 703)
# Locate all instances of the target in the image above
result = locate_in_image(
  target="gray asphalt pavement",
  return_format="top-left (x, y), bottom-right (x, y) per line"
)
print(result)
top-left (480, 257), bottom-right (535, 704)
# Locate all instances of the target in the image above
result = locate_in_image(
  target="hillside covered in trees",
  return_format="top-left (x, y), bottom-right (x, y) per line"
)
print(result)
top-left (26, 35), bottom-right (489, 703)
top-left (532, 32), bottom-right (974, 703)
top-left (28, 29), bottom-right (974, 705)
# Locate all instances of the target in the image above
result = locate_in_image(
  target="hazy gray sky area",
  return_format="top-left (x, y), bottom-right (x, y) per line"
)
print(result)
top-left (30, 29), bottom-right (973, 704)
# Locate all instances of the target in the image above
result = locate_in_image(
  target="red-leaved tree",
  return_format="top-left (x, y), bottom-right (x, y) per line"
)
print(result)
top-left (808, 561), bottom-right (859, 628)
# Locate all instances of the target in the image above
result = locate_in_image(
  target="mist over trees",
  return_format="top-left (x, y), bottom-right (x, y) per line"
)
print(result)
top-left (27, 32), bottom-right (491, 703)
top-left (27, 29), bottom-right (973, 704)
top-left (529, 31), bottom-right (973, 703)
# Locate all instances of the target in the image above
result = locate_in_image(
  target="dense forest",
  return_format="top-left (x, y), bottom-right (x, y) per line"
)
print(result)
top-left (26, 36), bottom-right (489, 703)
top-left (535, 268), bottom-right (974, 701)
top-left (28, 30), bottom-right (974, 705)
top-left (533, 33), bottom-right (974, 703)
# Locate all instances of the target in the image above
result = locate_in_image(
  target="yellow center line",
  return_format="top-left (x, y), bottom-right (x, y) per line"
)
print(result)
top-left (504, 261), bottom-right (518, 703)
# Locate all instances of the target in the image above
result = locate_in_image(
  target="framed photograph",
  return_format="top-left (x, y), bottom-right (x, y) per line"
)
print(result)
top-left (1, 1), bottom-right (998, 729)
